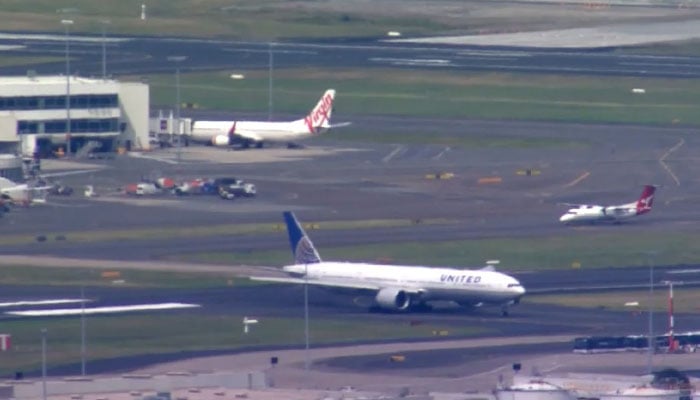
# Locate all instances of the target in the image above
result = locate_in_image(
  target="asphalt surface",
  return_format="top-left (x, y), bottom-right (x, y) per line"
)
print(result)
top-left (3, 33), bottom-right (700, 78)
top-left (0, 117), bottom-right (697, 257)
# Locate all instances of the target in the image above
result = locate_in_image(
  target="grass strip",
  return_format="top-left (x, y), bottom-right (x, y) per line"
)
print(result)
top-left (145, 68), bottom-right (700, 127)
top-left (0, 218), bottom-right (452, 246)
top-left (0, 266), bottom-right (241, 288)
top-left (527, 287), bottom-right (700, 314)
top-left (169, 230), bottom-right (700, 271)
top-left (0, 1), bottom-right (452, 40)
top-left (0, 313), bottom-right (488, 376)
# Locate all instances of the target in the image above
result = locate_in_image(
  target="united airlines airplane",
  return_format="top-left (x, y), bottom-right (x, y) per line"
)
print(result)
top-left (250, 212), bottom-right (526, 315)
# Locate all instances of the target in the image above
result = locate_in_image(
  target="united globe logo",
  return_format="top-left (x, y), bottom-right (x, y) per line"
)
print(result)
top-left (295, 236), bottom-right (320, 264)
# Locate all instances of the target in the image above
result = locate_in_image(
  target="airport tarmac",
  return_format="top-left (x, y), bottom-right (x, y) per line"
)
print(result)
top-left (0, 117), bottom-right (698, 253)
top-left (0, 111), bottom-right (696, 392)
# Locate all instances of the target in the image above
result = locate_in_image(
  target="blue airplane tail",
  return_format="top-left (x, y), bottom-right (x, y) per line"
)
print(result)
top-left (283, 211), bottom-right (322, 264)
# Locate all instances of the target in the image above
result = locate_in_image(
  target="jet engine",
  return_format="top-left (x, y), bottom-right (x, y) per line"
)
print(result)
top-left (374, 288), bottom-right (411, 311)
top-left (211, 135), bottom-right (230, 147)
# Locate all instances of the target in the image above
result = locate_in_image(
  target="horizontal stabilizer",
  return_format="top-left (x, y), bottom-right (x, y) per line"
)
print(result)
top-left (326, 121), bottom-right (352, 129)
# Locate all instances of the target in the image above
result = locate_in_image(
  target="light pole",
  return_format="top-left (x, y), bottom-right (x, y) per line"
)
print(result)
top-left (41, 328), bottom-right (47, 400)
top-left (167, 56), bottom-right (187, 163)
top-left (304, 262), bottom-right (310, 372)
top-left (99, 19), bottom-right (110, 79)
top-left (661, 280), bottom-right (681, 352)
top-left (268, 42), bottom-right (274, 121)
top-left (645, 251), bottom-right (657, 374)
top-left (80, 286), bottom-right (86, 375)
top-left (61, 19), bottom-right (73, 156)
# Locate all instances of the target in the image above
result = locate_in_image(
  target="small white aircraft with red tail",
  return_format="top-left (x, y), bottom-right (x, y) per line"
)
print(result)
top-left (189, 89), bottom-right (349, 149)
top-left (559, 185), bottom-right (657, 225)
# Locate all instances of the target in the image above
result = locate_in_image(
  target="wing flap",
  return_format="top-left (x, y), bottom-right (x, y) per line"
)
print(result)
top-left (249, 276), bottom-right (427, 296)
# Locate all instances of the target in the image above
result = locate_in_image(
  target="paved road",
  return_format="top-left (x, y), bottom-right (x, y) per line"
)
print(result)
top-left (0, 116), bottom-right (696, 257)
top-left (2, 34), bottom-right (700, 77)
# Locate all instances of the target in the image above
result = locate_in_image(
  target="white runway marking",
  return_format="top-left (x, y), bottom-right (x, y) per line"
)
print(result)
top-left (668, 268), bottom-right (700, 274)
top-left (382, 145), bottom-right (405, 163)
top-left (659, 138), bottom-right (684, 186)
top-left (432, 146), bottom-right (451, 160)
top-left (563, 171), bottom-right (590, 188)
top-left (0, 33), bottom-right (128, 43)
top-left (6, 302), bottom-right (200, 317)
top-left (369, 57), bottom-right (452, 67)
top-left (128, 152), bottom-right (180, 165)
top-left (0, 299), bottom-right (87, 308)
top-left (0, 45), bottom-right (24, 51)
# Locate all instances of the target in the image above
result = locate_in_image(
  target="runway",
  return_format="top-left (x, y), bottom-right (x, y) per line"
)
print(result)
top-left (2, 33), bottom-right (700, 78)
top-left (6, 279), bottom-right (700, 391)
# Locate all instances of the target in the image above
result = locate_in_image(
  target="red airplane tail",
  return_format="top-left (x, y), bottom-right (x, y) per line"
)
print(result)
top-left (303, 89), bottom-right (335, 134)
top-left (635, 185), bottom-right (656, 215)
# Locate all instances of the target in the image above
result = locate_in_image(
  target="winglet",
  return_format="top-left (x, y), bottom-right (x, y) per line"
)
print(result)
top-left (480, 260), bottom-right (500, 272)
top-left (227, 121), bottom-right (237, 145)
top-left (283, 211), bottom-right (322, 264)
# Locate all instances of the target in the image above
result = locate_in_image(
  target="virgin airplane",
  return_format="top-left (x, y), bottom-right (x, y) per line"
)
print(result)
top-left (189, 89), bottom-right (349, 148)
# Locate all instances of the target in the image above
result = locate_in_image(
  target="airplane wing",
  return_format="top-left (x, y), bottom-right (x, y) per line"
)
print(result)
top-left (558, 202), bottom-right (590, 208)
top-left (250, 276), bottom-right (427, 296)
top-left (232, 129), bottom-right (264, 143)
top-left (249, 276), bottom-right (380, 291)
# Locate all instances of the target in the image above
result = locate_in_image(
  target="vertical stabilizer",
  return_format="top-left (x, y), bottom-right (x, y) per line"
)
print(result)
top-left (636, 185), bottom-right (656, 215)
top-left (283, 211), bottom-right (322, 264)
top-left (302, 89), bottom-right (335, 133)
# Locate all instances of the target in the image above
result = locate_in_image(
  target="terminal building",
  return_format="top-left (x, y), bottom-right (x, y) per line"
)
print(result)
top-left (0, 74), bottom-right (149, 159)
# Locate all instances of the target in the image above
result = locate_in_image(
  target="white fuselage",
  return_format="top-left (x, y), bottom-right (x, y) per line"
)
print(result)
top-left (190, 119), bottom-right (314, 144)
top-left (0, 178), bottom-right (32, 204)
top-left (283, 262), bottom-right (525, 305)
top-left (559, 202), bottom-right (637, 224)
